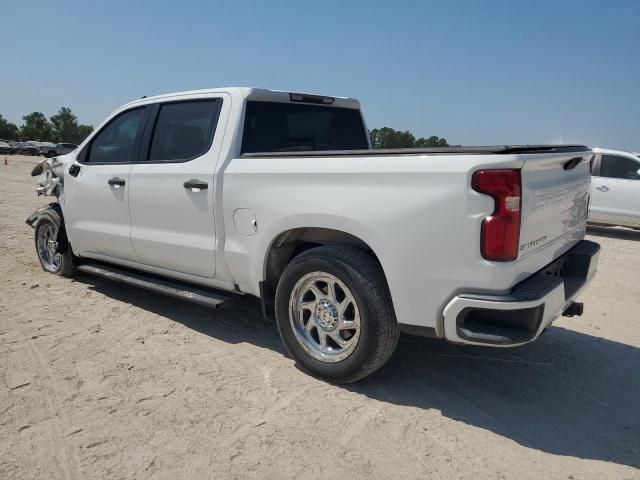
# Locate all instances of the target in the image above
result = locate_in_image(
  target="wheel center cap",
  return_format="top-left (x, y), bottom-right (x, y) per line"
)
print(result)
top-left (315, 299), bottom-right (338, 331)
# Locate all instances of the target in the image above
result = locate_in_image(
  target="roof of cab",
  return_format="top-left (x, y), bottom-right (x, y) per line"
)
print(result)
top-left (592, 147), bottom-right (640, 157)
top-left (123, 87), bottom-right (361, 110)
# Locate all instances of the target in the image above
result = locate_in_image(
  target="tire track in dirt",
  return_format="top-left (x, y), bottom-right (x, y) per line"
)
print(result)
top-left (338, 404), bottom-right (381, 446)
top-left (25, 340), bottom-right (83, 480)
top-left (221, 383), bottom-right (319, 449)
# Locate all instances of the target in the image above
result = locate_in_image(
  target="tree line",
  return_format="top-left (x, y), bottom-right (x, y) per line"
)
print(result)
top-left (369, 127), bottom-right (448, 149)
top-left (0, 108), bottom-right (94, 145)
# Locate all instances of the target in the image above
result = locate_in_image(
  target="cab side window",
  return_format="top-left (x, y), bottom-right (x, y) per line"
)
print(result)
top-left (148, 100), bottom-right (220, 162)
top-left (599, 155), bottom-right (640, 180)
top-left (85, 108), bottom-right (145, 163)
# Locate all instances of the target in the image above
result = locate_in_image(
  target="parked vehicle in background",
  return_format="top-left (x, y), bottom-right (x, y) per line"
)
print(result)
top-left (17, 142), bottom-right (41, 156)
top-left (36, 142), bottom-right (56, 156)
top-left (0, 141), bottom-right (13, 155)
top-left (589, 147), bottom-right (640, 229)
top-left (44, 143), bottom-right (78, 158)
top-left (0, 139), bottom-right (18, 154)
top-left (25, 87), bottom-right (599, 383)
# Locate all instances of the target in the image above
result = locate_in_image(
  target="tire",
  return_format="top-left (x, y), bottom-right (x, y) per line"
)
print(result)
top-left (34, 208), bottom-right (76, 277)
top-left (275, 245), bottom-right (400, 383)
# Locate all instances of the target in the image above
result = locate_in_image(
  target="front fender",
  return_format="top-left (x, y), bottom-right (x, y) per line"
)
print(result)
top-left (25, 203), bottom-right (61, 228)
top-left (25, 203), bottom-right (69, 254)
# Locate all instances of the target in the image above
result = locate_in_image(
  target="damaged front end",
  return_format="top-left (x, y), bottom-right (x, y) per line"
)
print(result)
top-left (26, 156), bottom-right (74, 274)
top-left (31, 156), bottom-right (66, 197)
top-left (25, 157), bottom-right (67, 228)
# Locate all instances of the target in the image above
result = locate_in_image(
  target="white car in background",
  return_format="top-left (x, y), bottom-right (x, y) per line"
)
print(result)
top-left (589, 148), bottom-right (640, 229)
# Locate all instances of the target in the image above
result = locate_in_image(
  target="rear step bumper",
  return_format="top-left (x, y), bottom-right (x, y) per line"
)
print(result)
top-left (77, 262), bottom-right (228, 309)
top-left (442, 240), bottom-right (600, 347)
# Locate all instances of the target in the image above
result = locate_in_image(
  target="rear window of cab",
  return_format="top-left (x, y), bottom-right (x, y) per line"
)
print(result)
top-left (241, 101), bottom-right (368, 154)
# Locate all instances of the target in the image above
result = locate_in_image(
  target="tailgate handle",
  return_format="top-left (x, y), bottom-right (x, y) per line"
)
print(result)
top-left (563, 157), bottom-right (583, 170)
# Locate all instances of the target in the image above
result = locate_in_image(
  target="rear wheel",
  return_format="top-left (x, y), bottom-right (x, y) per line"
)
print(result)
top-left (34, 209), bottom-right (75, 277)
top-left (275, 245), bottom-right (400, 383)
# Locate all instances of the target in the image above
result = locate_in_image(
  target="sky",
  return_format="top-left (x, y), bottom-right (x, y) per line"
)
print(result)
top-left (1, 0), bottom-right (639, 150)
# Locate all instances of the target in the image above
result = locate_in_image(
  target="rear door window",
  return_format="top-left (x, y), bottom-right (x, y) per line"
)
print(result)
top-left (148, 100), bottom-right (220, 162)
top-left (599, 155), bottom-right (640, 180)
top-left (241, 101), bottom-right (368, 153)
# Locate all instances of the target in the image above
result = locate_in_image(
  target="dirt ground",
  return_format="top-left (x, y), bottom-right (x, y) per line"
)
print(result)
top-left (1, 155), bottom-right (639, 480)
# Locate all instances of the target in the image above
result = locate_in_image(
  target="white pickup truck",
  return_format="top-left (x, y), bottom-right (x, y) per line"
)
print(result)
top-left (27, 87), bottom-right (600, 383)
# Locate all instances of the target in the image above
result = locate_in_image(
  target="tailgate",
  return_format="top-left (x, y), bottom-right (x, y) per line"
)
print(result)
top-left (516, 151), bottom-right (592, 279)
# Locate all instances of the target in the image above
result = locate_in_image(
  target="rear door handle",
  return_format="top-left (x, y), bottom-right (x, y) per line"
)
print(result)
top-left (183, 179), bottom-right (208, 191)
top-left (108, 177), bottom-right (126, 187)
top-left (595, 185), bottom-right (609, 192)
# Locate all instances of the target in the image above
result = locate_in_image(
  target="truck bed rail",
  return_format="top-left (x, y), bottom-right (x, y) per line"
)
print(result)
top-left (240, 144), bottom-right (590, 158)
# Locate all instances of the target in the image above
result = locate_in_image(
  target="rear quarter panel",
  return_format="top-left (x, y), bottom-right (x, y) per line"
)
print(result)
top-left (222, 153), bottom-right (527, 333)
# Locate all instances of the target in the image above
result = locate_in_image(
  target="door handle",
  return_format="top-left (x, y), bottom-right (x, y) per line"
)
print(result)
top-left (595, 185), bottom-right (609, 192)
top-left (183, 179), bottom-right (208, 191)
top-left (108, 177), bottom-right (126, 188)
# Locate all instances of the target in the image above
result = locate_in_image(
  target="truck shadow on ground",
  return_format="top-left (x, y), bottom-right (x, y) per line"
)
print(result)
top-left (81, 275), bottom-right (639, 470)
top-left (587, 225), bottom-right (640, 242)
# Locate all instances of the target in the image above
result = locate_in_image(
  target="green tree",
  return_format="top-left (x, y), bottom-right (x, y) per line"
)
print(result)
top-left (74, 124), bottom-right (94, 144)
top-left (0, 114), bottom-right (19, 140)
top-left (369, 127), bottom-right (416, 149)
top-left (414, 135), bottom-right (449, 147)
top-left (20, 112), bottom-right (53, 142)
top-left (369, 127), bottom-right (449, 149)
top-left (50, 107), bottom-right (94, 144)
top-left (50, 107), bottom-right (79, 143)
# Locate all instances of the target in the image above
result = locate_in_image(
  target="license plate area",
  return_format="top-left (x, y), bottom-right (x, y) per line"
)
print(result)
top-left (542, 256), bottom-right (568, 278)
top-left (541, 240), bottom-right (600, 300)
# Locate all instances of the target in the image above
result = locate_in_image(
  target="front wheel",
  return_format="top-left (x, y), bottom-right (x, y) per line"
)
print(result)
top-left (34, 208), bottom-right (76, 277)
top-left (275, 245), bottom-right (400, 383)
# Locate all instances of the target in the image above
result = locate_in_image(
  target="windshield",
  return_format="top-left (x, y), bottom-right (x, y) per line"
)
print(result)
top-left (241, 101), bottom-right (368, 154)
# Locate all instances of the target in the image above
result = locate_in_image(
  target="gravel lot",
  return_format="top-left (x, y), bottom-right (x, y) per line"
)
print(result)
top-left (1, 155), bottom-right (639, 480)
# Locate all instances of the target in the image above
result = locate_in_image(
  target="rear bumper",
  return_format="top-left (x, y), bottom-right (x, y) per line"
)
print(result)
top-left (442, 240), bottom-right (600, 346)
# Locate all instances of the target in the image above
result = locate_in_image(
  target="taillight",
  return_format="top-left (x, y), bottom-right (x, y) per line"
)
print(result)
top-left (472, 169), bottom-right (521, 261)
